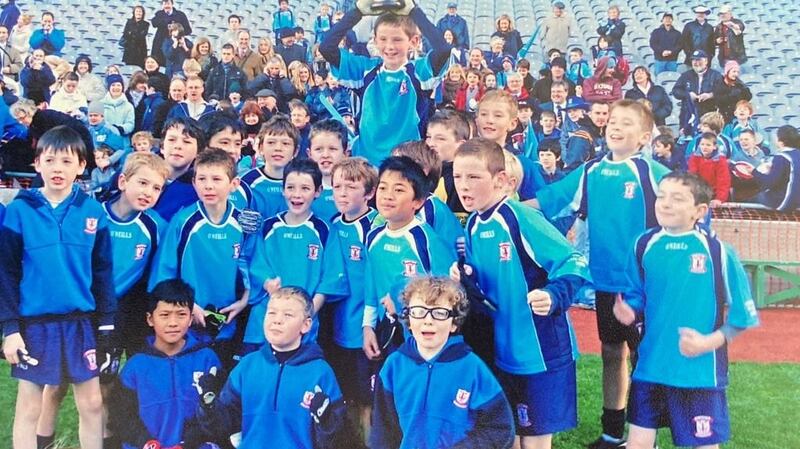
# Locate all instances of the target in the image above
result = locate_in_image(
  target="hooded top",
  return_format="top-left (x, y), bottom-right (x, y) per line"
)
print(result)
top-left (371, 335), bottom-right (514, 449)
top-left (109, 334), bottom-right (221, 449)
top-left (193, 342), bottom-right (348, 449)
top-left (582, 56), bottom-right (622, 104)
top-left (0, 186), bottom-right (115, 335)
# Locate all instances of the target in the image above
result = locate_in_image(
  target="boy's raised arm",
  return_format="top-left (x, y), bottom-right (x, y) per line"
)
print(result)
top-left (408, 7), bottom-right (452, 75)
top-left (319, 9), bottom-right (363, 68)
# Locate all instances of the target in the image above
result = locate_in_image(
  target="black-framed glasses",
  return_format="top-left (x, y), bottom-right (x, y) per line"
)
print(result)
top-left (404, 306), bottom-right (455, 321)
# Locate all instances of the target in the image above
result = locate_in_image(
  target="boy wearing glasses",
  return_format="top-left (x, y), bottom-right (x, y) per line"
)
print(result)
top-left (370, 276), bottom-right (514, 449)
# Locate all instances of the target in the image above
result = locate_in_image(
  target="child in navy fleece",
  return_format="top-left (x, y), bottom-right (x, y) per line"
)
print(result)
top-left (194, 287), bottom-right (348, 449)
top-left (0, 126), bottom-right (115, 449)
top-left (109, 279), bottom-right (222, 449)
top-left (371, 276), bottom-right (514, 449)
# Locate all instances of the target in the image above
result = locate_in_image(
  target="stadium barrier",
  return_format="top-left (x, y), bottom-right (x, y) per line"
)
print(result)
top-left (712, 204), bottom-right (800, 307)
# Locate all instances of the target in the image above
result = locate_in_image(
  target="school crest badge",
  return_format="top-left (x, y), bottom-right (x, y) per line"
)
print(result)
top-left (516, 404), bottom-right (531, 427)
top-left (300, 390), bottom-right (315, 409)
top-left (308, 244), bottom-right (320, 260)
top-left (399, 79), bottom-right (408, 95)
top-left (693, 415), bottom-right (713, 438)
top-left (499, 242), bottom-right (512, 261)
top-left (233, 243), bottom-right (241, 259)
top-left (623, 181), bottom-right (636, 199)
top-left (402, 260), bottom-right (418, 277)
top-left (690, 253), bottom-right (707, 274)
top-left (134, 244), bottom-right (147, 260)
top-left (350, 245), bottom-right (362, 261)
top-left (453, 389), bottom-right (471, 408)
top-left (85, 218), bottom-right (98, 234)
top-left (84, 349), bottom-right (98, 371)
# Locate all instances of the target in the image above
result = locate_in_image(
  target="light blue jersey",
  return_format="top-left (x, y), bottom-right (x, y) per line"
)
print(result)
top-left (537, 153), bottom-right (669, 291)
top-left (465, 198), bottom-right (590, 375)
top-left (363, 217), bottom-right (455, 328)
top-left (319, 209), bottom-right (378, 349)
top-left (240, 167), bottom-right (287, 219)
top-left (624, 227), bottom-right (759, 388)
top-left (149, 201), bottom-right (247, 329)
top-left (103, 201), bottom-right (166, 298)
top-left (245, 212), bottom-right (342, 344)
top-left (333, 49), bottom-right (439, 166)
top-left (418, 194), bottom-right (462, 259)
top-left (311, 185), bottom-right (338, 224)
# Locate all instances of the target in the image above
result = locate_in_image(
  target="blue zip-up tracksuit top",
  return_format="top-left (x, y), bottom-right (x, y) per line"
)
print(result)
top-left (371, 336), bottom-right (515, 449)
top-left (109, 335), bottom-right (221, 449)
top-left (0, 186), bottom-right (115, 335)
top-left (195, 342), bottom-right (347, 449)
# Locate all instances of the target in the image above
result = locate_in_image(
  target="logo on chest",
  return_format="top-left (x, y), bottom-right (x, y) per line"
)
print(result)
top-left (134, 244), bottom-right (147, 260)
top-left (232, 243), bottom-right (241, 259)
top-left (84, 218), bottom-right (98, 234)
top-left (453, 389), bottom-right (471, 409)
top-left (690, 253), bottom-right (707, 273)
top-left (308, 244), bottom-right (320, 260)
top-left (402, 260), bottom-right (418, 277)
top-left (300, 390), bottom-right (314, 409)
top-left (499, 242), bottom-right (512, 261)
top-left (623, 181), bottom-right (637, 199)
top-left (398, 79), bottom-right (409, 95)
top-left (349, 245), bottom-right (362, 261)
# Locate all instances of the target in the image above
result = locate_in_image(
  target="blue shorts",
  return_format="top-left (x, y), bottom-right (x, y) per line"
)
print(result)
top-left (11, 318), bottom-right (98, 385)
top-left (628, 380), bottom-right (730, 447)
top-left (496, 361), bottom-right (577, 436)
top-left (327, 344), bottom-right (375, 406)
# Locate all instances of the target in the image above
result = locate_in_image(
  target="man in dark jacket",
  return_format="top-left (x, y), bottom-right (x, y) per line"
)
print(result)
top-left (715, 5), bottom-right (746, 66)
top-left (151, 0), bottom-right (192, 66)
top-left (436, 2), bottom-right (469, 49)
top-left (682, 6), bottom-right (715, 65)
top-left (275, 27), bottom-right (306, 66)
top-left (672, 50), bottom-right (723, 129)
top-left (650, 13), bottom-right (683, 75)
top-left (205, 44), bottom-right (247, 100)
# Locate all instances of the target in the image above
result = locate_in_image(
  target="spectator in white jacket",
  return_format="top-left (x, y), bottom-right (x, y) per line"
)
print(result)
top-left (49, 71), bottom-right (87, 119)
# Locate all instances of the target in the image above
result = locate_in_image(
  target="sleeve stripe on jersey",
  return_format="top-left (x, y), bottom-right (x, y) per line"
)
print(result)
top-left (497, 204), bottom-right (549, 293)
top-left (421, 198), bottom-right (435, 227)
top-left (575, 158), bottom-right (600, 217)
top-left (408, 225), bottom-right (432, 273)
top-left (310, 216), bottom-right (330, 246)
top-left (630, 157), bottom-right (659, 229)
top-left (176, 211), bottom-right (205, 279)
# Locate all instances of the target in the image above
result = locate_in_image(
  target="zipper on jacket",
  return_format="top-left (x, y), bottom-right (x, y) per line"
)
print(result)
top-left (170, 357), bottom-right (177, 399)
top-left (273, 363), bottom-right (285, 411)
top-left (422, 363), bottom-right (433, 410)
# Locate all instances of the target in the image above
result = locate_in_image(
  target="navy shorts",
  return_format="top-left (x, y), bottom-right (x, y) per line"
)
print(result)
top-left (11, 318), bottom-right (98, 385)
top-left (496, 361), bottom-right (577, 436)
top-left (327, 344), bottom-right (375, 406)
top-left (628, 380), bottom-right (730, 447)
top-left (595, 291), bottom-right (641, 346)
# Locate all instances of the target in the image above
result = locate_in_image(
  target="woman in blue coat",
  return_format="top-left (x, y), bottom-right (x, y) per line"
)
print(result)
top-left (625, 66), bottom-right (673, 126)
top-left (161, 22), bottom-right (192, 78)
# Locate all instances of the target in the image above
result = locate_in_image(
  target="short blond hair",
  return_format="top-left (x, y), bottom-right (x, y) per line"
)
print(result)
top-left (331, 156), bottom-right (379, 196)
top-left (132, 130), bottom-right (154, 145)
top-left (700, 111), bottom-right (725, 133)
top-left (401, 276), bottom-right (469, 329)
top-left (270, 286), bottom-right (314, 319)
top-left (455, 137), bottom-right (506, 175)
top-left (122, 152), bottom-right (171, 181)
top-left (478, 90), bottom-right (518, 120)
top-left (609, 99), bottom-right (655, 134)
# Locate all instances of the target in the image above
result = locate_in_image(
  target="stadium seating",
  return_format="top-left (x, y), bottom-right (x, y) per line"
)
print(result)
top-left (15, 0), bottom-right (797, 134)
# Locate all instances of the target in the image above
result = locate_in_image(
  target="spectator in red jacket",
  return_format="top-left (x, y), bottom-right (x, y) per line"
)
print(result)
top-left (582, 56), bottom-right (621, 104)
top-left (455, 68), bottom-right (485, 114)
top-left (688, 131), bottom-right (731, 207)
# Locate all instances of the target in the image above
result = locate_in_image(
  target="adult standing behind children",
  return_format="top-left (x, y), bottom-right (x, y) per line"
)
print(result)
top-left (320, 0), bottom-right (451, 167)
top-left (682, 6), bottom-right (715, 66)
top-left (151, 0), bottom-right (192, 66)
top-left (596, 5), bottom-right (625, 57)
top-left (541, 2), bottom-right (572, 55)
top-left (121, 5), bottom-right (150, 69)
top-left (649, 13), bottom-right (682, 75)
top-left (436, 2), bottom-right (469, 50)
top-left (715, 5), bottom-right (746, 67)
